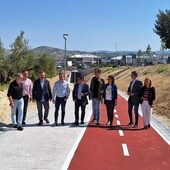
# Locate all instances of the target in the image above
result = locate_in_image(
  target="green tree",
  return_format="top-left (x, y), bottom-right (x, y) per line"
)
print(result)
top-left (137, 49), bottom-right (142, 57)
top-left (0, 39), bottom-right (7, 83)
top-left (154, 9), bottom-right (170, 49)
top-left (34, 53), bottom-right (56, 78)
top-left (160, 42), bottom-right (166, 63)
top-left (9, 31), bottom-right (29, 73)
top-left (146, 44), bottom-right (152, 56)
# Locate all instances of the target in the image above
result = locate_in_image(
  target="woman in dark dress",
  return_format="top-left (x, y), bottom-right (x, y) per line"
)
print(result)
top-left (103, 75), bottom-right (117, 126)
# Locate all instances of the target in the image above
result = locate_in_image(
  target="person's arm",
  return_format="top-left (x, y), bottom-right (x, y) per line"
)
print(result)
top-left (29, 80), bottom-right (33, 101)
top-left (72, 84), bottom-right (76, 101)
top-left (7, 83), bottom-right (14, 107)
top-left (114, 85), bottom-right (118, 100)
top-left (132, 81), bottom-right (143, 96)
top-left (66, 83), bottom-right (70, 98)
top-left (32, 81), bottom-right (36, 102)
top-left (152, 87), bottom-right (156, 101)
top-left (83, 84), bottom-right (90, 96)
top-left (90, 77), bottom-right (94, 92)
top-left (52, 82), bottom-right (56, 102)
top-left (48, 81), bottom-right (52, 100)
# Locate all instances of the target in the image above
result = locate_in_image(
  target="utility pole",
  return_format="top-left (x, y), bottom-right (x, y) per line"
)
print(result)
top-left (63, 34), bottom-right (68, 77)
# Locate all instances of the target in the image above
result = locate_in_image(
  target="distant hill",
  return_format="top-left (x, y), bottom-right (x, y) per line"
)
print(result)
top-left (31, 46), bottom-right (86, 60)
top-left (4, 46), bottom-right (170, 59)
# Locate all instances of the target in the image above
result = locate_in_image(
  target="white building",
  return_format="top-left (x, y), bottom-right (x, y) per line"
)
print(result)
top-left (69, 54), bottom-right (101, 64)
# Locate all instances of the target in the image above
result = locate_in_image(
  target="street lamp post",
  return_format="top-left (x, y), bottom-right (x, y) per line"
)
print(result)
top-left (63, 33), bottom-right (68, 77)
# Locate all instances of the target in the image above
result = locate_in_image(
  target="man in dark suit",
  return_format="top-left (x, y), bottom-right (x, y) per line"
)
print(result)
top-left (127, 71), bottom-right (142, 128)
top-left (32, 71), bottom-right (52, 125)
top-left (72, 75), bottom-right (90, 125)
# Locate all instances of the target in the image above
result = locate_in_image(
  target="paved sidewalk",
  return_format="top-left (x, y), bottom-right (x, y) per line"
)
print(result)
top-left (0, 96), bottom-right (92, 170)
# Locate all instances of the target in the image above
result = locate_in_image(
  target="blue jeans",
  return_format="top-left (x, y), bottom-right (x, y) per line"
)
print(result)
top-left (11, 98), bottom-right (24, 126)
top-left (92, 98), bottom-right (101, 122)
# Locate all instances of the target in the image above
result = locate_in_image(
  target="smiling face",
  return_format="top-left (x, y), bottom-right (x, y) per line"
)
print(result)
top-left (23, 70), bottom-right (28, 79)
top-left (39, 71), bottom-right (46, 80)
top-left (108, 75), bottom-right (114, 85)
top-left (94, 68), bottom-right (101, 78)
top-left (16, 74), bottom-right (23, 84)
top-left (131, 72), bottom-right (137, 80)
top-left (77, 76), bottom-right (83, 84)
top-left (59, 72), bottom-right (64, 81)
top-left (144, 78), bottom-right (151, 88)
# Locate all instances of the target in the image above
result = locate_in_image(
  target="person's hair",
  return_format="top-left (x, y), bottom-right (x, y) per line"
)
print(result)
top-left (59, 71), bottom-right (64, 76)
top-left (108, 75), bottom-right (115, 85)
top-left (144, 78), bottom-right (152, 87)
top-left (22, 69), bottom-right (28, 73)
top-left (94, 68), bottom-right (101, 73)
top-left (131, 71), bottom-right (138, 77)
top-left (39, 70), bottom-right (45, 74)
top-left (16, 73), bottom-right (23, 78)
top-left (77, 75), bottom-right (84, 80)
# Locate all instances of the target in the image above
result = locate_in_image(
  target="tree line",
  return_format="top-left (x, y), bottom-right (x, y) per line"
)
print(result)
top-left (0, 31), bottom-right (56, 84)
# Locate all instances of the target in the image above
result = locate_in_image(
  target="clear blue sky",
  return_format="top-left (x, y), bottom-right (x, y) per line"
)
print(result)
top-left (0, 0), bottom-right (169, 51)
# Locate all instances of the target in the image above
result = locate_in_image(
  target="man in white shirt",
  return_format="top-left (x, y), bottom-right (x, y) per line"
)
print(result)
top-left (52, 72), bottom-right (70, 126)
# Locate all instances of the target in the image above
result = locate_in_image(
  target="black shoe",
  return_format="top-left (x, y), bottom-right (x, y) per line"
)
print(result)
top-left (17, 126), bottom-right (24, 131)
top-left (148, 124), bottom-right (151, 129)
top-left (80, 122), bottom-right (84, 124)
top-left (37, 121), bottom-right (43, 126)
top-left (127, 122), bottom-right (133, 126)
top-left (13, 124), bottom-right (17, 128)
top-left (143, 126), bottom-right (148, 130)
top-left (44, 119), bottom-right (50, 124)
top-left (52, 122), bottom-right (58, 127)
top-left (61, 122), bottom-right (65, 126)
top-left (96, 122), bottom-right (100, 125)
top-left (74, 122), bottom-right (79, 126)
top-left (22, 122), bottom-right (26, 125)
top-left (91, 118), bottom-right (96, 123)
top-left (133, 124), bottom-right (138, 128)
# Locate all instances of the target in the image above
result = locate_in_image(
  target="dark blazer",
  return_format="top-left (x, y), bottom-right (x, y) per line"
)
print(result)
top-left (90, 76), bottom-right (105, 100)
top-left (72, 83), bottom-right (90, 105)
top-left (127, 79), bottom-right (143, 102)
top-left (103, 84), bottom-right (118, 104)
top-left (32, 79), bottom-right (52, 102)
top-left (140, 86), bottom-right (156, 106)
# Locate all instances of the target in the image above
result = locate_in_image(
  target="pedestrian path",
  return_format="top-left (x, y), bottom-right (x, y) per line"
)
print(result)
top-left (0, 97), bottom-right (92, 170)
top-left (0, 94), bottom-right (170, 170)
top-left (68, 95), bottom-right (170, 170)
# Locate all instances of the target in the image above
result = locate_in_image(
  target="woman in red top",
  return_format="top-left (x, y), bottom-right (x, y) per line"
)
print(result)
top-left (140, 78), bottom-right (156, 129)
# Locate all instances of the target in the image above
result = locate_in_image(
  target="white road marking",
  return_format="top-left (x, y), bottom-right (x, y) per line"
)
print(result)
top-left (117, 120), bottom-right (120, 125)
top-left (122, 144), bottom-right (129, 156)
top-left (61, 109), bottom-right (92, 170)
top-left (115, 114), bottom-right (118, 118)
top-left (114, 109), bottom-right (117, 113)
top-left (119, 130), bottom-right (124, 136)
top-left (118, 90), bottom-right (170, 146)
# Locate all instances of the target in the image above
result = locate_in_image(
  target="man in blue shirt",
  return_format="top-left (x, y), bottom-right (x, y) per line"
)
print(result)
top-left (52, 72), bottom-right (70, 126)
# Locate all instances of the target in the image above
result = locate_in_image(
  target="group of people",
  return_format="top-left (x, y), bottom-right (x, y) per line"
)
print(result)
top-left (7, 68), bottom-right (156, 131)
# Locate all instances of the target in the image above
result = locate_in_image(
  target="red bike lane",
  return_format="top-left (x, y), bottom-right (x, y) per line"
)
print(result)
top-left (68, 95), bottom-right (170, 170)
